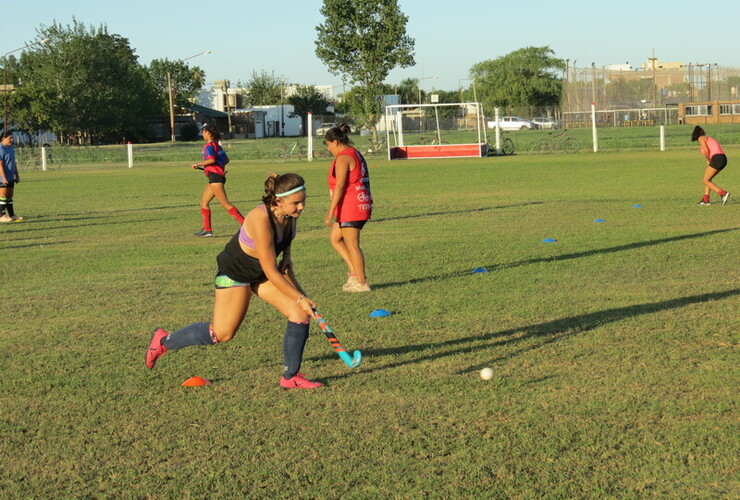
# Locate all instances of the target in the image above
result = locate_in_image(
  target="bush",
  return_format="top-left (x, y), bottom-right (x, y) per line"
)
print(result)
top-left (180, 122), bottom-right (199, 141)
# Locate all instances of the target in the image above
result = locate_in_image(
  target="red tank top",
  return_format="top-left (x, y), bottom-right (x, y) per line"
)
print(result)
top-left (327, 147), bottom-right (373, 222)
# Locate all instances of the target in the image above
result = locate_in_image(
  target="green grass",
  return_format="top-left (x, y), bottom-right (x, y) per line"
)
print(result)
top-left (15, 123), bottom-right (740, 169)
top-left (1, 148), bottom-right (738, 498)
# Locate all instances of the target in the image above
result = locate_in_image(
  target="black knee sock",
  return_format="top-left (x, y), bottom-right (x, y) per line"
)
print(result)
top-left (162, 322), bottom-right (217, 352)
top-left (0, 197), bottom-right (7, 216)
top-left (283, 321), bottom-right (309, 379)
top-left (5, 199), bottom-right (13, 217)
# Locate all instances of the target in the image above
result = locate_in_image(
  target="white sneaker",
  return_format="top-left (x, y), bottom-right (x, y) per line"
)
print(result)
top-left (344, 281), bottom-right (371, 293)
top-left (342, 275), bottom-right (360, 291)
top-left (0, 215), bottom-right (12, 223)
top-left (721, 192), bottom-right (730, 205)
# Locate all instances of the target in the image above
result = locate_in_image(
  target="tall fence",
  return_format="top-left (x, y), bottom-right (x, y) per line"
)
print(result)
top-left (561, 63), bottom-right (740, 125)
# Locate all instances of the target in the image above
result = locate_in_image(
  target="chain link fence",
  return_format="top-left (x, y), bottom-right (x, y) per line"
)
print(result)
top-left (561, 63), bottom-right (740, 126)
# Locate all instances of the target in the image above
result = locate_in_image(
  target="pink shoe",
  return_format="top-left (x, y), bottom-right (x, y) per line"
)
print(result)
top-left (280, 373), bottom-right (323, 389)
top-left (145, 328), bottom-right (168, 369)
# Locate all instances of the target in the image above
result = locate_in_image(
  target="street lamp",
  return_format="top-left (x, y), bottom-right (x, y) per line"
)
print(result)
top-left (167, 50), bottom-right (211, 143)
top-left (3, 38), bottom-right (49, 134)
top-left (458, 78), bottom-right (477, 103)
top-left (417, 75), bottom-right (438, 104)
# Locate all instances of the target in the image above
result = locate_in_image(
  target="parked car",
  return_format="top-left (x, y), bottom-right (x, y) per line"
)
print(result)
top-left (315, 122), bottom-right (336, 136)
top-left (531, 117), bottom-right (561, 129)
top-left (486, 116), bottom-right (534, 131)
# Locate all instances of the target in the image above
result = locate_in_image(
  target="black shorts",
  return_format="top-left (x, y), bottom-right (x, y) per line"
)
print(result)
top-left (207, 172), bottom-right (226, 184)
top-left (709, 154), bottom-right (727, 171)
top-left (339, 220), bottom-right (367, 229)
top-left (0, 181), bottom-right (15, 189)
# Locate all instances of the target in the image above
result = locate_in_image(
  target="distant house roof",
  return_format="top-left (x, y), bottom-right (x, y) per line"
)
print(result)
top-left (186, 103), bottom-right (228, 118)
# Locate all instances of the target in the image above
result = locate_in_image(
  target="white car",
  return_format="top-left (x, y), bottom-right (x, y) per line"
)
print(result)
top-left (486, 116), bottom-right (534, 131)
top-left (315, 122), bottom-right (336, 136)
top-left (532, 117), bottom-right (561, 129)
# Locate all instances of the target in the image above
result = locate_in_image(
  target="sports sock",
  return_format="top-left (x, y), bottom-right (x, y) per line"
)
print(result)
top-left (702, 195), bottom-right (710, 201)
top-left (0, 197), bottom-right (6, 216)
top-left (6, 199), bottom-right (14, 217)
top-left (228, 207), bottom-right (244, 225)
top-left (718, 190), bottom-right (727, 196)
top-left (161, 322), bottom-right (218, 352)
top-left (201, 208), bottom-right (212, 231)
top-left (282, 321), bottom-right (309, 379)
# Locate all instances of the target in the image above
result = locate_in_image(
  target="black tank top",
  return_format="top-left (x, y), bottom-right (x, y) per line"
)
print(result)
top-left (216, 214), bottom-right (295, 283)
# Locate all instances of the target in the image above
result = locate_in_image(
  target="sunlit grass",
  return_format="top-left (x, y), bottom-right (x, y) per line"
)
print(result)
top-left (0, 148), bottom-right (737, 497)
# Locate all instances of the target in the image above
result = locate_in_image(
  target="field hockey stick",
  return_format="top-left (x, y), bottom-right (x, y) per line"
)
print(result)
top-left (311, 308), bottom-right (362, 368)
top-left (286, 268), bottom-right (362, 368)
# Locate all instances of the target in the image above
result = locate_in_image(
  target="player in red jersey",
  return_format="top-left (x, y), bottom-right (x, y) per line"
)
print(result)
top-left (192, 124), bottom-right (244, 237)
top-left (323, 124), bottom-right (373, 292)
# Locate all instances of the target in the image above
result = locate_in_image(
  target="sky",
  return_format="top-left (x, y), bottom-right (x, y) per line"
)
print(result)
top-left (6, 0), bottom-right (740, 96)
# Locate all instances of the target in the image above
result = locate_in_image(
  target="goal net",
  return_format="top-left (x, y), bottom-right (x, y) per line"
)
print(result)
top-left (383, 102), bottom-right (488, 160)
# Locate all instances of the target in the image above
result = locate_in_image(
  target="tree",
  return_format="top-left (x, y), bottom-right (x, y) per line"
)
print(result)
top-left (315, 0), bottom-right (415, 143)
top-left (13, 20), bottom-right (157, 143)
top-left (240, 70), bottom-right (286, 106)
top-left (334, 83), bottom-right (394, 131)
top-left (146, 58), bottom-right (206, 114)
top-left (470, 46), bottom-right (565, 116)
top-left (287, 86), bottom-right (331, 136)
top-left (397, 77), bottom-right (418, 105)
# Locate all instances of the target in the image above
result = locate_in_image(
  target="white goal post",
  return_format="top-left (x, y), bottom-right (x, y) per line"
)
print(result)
top-left (383, 102), bottom-right (488, 159)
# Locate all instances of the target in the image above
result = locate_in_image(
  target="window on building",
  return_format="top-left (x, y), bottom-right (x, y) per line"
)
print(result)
top-left (685, 105), bottom-right (712, 116)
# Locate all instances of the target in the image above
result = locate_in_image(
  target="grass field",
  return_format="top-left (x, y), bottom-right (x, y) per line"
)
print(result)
top-left (1, 146), bottom-right (738, 498)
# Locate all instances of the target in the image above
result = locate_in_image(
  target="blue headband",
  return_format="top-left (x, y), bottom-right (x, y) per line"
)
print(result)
top-left (276, 185), bottom-right (306, 197)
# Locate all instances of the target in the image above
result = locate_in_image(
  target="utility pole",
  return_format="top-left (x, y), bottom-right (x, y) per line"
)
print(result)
top-left (648, 51), bottom-right (658, 106)
top-left (167, 50), bottom-right (210, 143)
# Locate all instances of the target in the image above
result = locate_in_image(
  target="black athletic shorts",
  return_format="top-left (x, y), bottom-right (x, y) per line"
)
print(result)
top-left (709, 154), bottom-right (727, 171)
top-left (0, 181), bottom-right (15, 188)
top-left (339, 220), bottom-right (367, 229)
top-left (207, 172), bottom-right (226, 184)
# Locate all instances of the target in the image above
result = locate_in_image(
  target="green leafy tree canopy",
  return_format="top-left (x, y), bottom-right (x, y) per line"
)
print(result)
top-left (146, 59), bottom-right (206, 114)
top-left (240, 70), bottom-right (286, 106)
top-left (287, 85), bottom-right (332, 136)
top-left (470, 46), bottom-right (565, 115)
top-left (315, 0), bottom-right (415, 139)
top-left (14, 19), bottom-right (156, 142)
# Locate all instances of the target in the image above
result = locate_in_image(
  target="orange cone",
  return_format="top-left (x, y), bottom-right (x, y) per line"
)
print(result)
top-left (181, 376), bottom-right (211, 387)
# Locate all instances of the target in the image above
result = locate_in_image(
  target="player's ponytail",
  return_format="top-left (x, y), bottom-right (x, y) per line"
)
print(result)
top-left (324, 123), bottom-right (353, 145)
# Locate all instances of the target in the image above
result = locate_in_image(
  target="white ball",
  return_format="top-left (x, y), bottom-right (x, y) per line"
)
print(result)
top-left (480, 367), bottom-right (494, 381)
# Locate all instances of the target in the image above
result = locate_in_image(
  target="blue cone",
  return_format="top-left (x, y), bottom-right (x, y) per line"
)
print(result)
top-left (593, 218), bottom-right (606, 223)
top-left (472, 267), bottom-right (489, 273)
top-left (542, 238), bottom-right (557, 243)
top-left (369, 309), bottom-right (392, 318)
top-left (632, 204), bottom-right (642, 208)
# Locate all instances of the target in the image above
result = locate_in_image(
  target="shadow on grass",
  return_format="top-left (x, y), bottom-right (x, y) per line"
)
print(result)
top-left (315, 288), bottom-right (740, 381)
top-left (372, 201), bottom-right (544, 223)
top-left (0, 240), bottom-right (74, 251)
top-left (3, 217), bottom-right (167, 235)
top-left (372, 227), bottom-right (739, 290)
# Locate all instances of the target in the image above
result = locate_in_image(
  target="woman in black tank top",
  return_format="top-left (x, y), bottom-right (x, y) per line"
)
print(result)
top-left (145, 173), bottom-right (325, 389)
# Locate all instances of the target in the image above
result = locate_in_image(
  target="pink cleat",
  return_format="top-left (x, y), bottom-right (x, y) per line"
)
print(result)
top-left (145, 328), bottom-right (168, 369)
top-left (279, 373), bottom-right (323, 389)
